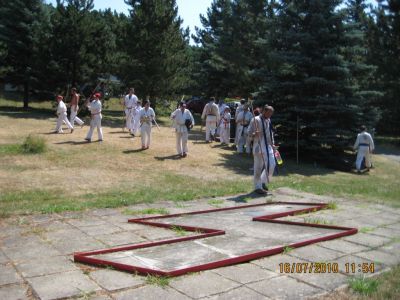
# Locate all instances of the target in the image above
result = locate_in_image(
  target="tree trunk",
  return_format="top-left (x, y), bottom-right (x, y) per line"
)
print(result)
top-left (23, 80), bottom-right (29, 110)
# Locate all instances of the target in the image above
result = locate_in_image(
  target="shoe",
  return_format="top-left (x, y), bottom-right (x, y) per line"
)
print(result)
top-left (84, 138), bottom-right (91, 142)
top-left (182, 152), bottom-right (187, 157)
top-left (98, 139), bottom-right (103, 142)
top-left (262, 184), bottom-right (269, 191)
top-left (255, 188), bottom-right (267, 195)
top-left (141, 146), bottom-right (146, 150)
top-left (70, 129), bottom-right (74, 134)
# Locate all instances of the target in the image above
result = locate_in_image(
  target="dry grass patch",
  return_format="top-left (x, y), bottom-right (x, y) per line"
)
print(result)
top-left (1, 98), bottom-right (399, 216)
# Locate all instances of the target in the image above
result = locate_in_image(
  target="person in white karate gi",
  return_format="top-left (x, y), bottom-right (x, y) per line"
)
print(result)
top-left (69, 87), bottom-right (84, 128)
top-left (219, 106), bottom-right (231, 145)
top-left (353, 125), bottom-right (375, 173)
top-left (235, 104), bottom-right (252, 153)
top-left (171, 102), bottom-right (195, 157)
top-left (85, 93), bottom-right (103, 142)
top-left (139, 100), bottom-right (155, 149)
top-left (123, 88), bottom-right (138, 135)
top-left (201, 97), bottom-right (220, 142)
top-left (55, 95), bottom-right (74, 134)
top-left (131, 100), bottom-right (142, 136)
top-left (248, 105), bottom-right (276, 194)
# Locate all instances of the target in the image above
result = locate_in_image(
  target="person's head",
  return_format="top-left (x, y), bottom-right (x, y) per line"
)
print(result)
top-left (136, 100), bottom-right (142, 107)
top-left (129, 88), bottom-right (134, 94)
top-left (243, 104), bottom-right (249, 111)
top-left (94, 93), bottom-right (101, 100)
top-left (143, 100), bottom-right (150, 108)
top-left (360, 125), bottom-right (366, 132)
top-left (57, 95), bottom-right (63, 102)
top-left (254, 108), bottom-right (260, 116)
top-left (71, 87), bottom-right (77, 94)
top-left (262, 105), bottom-right (274, 119)
top-left (224, 106), bottom-right (230, 113)
top-left (240, 98), bottom-right (246, 105)
top-left (179, 101), bottom-right (186, 111)
top-left (209, 97), bottom-right (216, 103)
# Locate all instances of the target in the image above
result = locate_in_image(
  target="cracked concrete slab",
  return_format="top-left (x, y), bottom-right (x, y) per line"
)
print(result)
top-left (0, 264), bottom-right (23, 285)
top-left (212, 263), bottom-right (278, 284)
top-left (169, 271), bottom-right (240, 298)
top-left (26, 271), bottom-right (100, 300)
top-left (247, 275), bottom-right (324, 299)
top-left (114, 285), bottom-right (191, 300)
top-left (0, 284), bottom-right (29, 300)
top-left (89, 269), bottom-right (144, 291)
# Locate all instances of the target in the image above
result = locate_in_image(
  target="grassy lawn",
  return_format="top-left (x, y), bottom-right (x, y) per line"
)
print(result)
top-left (0, 97), bottom-right (399, 217)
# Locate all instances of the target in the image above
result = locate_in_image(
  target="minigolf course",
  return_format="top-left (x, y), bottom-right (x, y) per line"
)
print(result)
top-left (74, 202), bottom-right (357, 276)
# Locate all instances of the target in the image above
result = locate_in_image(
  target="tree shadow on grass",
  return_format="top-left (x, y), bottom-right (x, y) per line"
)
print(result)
top-left (215, 151), bottom-right (336, 177)
top-left (374, 144), bottom-right (400, 156)
top-left (0, 106), bottom-right (54, 120)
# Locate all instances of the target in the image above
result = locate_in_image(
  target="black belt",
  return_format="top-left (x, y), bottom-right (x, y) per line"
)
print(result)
top-left (359, 143), bottom-right (369, 146)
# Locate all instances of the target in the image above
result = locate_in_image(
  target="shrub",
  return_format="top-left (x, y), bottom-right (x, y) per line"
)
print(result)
top-left (21, 135), bottom-right (47, 154)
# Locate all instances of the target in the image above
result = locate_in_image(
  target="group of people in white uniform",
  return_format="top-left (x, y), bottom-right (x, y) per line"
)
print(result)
top-left (54, 87), bottom-right (374, 194)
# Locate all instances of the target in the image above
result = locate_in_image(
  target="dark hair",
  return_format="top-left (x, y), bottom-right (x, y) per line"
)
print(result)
top-left (360, 125), bottom-right (366, 131)
top-left (143, 100), bottom-right (150, 106)
top-left (179, 101), bottom-right (186, 107)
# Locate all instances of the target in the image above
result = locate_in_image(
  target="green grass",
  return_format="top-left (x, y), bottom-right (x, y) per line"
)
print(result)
top-left (303, 217), bottom-right (332, 225)
top-left (122, 208), bottom-right (169, 215)
top-left (145, 275), bottom-right (170, 287)
top-left (0, 135), bottom-right (47, 156)
top-left (0, 143), bottom-right (21, 155)
top-left (270, 157), bottom-right (400, 207)
top-left (21, 135), bottom-right (47, 154)
top-left (0, 174), bottom-right (251, 217)
top-left (170, 225), bottom-right (189, 236)
top-left (207, 199), bottom-right (225, 207)
top-left (326, 201), bottom-right (338, 210)
top-left (360, 227), bottom-right (375, 233)
top-left (283, 246), bottom-right (294, 254)
top-left (349, 276), bottom-right (379, 296)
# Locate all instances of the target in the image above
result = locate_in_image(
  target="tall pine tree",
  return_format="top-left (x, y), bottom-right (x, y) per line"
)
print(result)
top-left (258, 0), bottom-right (370, 158)
top-left (49, 0), bottom-right (116, 94)
top-left (123, 0), bottom-right (190, 101)
top-left (367, 0), bottom-right (400, 134)
top-left (0, 0), bottom-right (43, 108)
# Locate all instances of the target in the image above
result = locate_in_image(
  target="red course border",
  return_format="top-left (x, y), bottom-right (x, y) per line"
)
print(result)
top-left (74, 201), bottom-right (357, 276)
